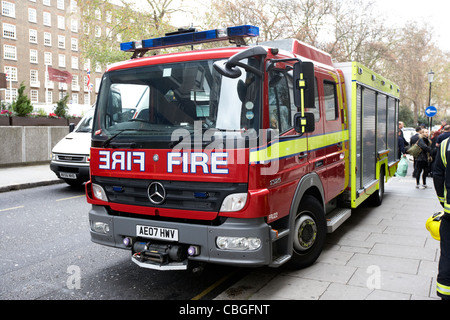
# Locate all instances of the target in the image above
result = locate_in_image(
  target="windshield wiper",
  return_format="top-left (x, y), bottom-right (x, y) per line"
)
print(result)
top-left (102, 128), bottom-right (155, 148)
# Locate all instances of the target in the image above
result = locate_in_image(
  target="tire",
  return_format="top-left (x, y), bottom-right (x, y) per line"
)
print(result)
top-left (370, 170), bottom-right (385, 206)
top-left (64, 179), bottom-right (85, 188)
top-left (288, 195), bottom-right (327, 269)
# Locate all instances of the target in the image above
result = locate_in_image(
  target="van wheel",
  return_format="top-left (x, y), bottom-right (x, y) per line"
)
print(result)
top-left (288, 195), bottom-right (326, 269)
top-left (64, 179), bottom-right (84, 188)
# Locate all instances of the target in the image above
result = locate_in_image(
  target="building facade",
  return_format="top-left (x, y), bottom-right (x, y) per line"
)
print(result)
top-left (1, 0), bottom-right (105, 114)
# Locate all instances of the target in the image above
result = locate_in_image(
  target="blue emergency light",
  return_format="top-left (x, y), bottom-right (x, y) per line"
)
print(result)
top-left (120, 25), bottom-right (259, 54)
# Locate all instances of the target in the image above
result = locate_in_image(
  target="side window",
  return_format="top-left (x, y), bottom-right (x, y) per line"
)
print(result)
top-left (268, 70), bottom-right (291, 133)
top-left (305, 78), bottom-right (320, 122)
top-left (324, 81), bottom-right (338, 121)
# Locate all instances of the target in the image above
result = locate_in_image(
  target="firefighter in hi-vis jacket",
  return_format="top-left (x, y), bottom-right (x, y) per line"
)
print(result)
top-left (433, 137), bottom-right (450, 299)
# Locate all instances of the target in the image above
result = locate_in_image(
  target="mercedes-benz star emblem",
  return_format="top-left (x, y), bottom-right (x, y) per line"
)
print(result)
top-left (147, 182), bottom-right (166, 205)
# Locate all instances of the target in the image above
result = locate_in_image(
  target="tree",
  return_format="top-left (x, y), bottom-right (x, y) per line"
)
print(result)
top-left (318, 0), bottom-right (397, 70)
top-left (76, 0), bottom-right (183, 68)
top-left (54, 94), bottom-right (70, 118)
top-left (381, 21), bottom-right (437, 125)
top-left (12, 82), bottom-right (33, 117)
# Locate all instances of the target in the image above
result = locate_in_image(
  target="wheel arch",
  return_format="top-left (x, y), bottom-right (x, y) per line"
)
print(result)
top-left (286, 173), bottom-right (325, 255)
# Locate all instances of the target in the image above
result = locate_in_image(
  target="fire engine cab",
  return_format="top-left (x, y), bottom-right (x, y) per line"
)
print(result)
top-left (86, 25), bottom-right (400, 270)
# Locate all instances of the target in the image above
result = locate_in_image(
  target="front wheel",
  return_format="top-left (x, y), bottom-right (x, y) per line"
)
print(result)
top-left (288, 195), bottom-right (327, 269)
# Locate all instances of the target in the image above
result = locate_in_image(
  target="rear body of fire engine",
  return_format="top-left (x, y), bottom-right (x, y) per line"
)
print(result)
top-left (86, 26), bottom-right (400, 270)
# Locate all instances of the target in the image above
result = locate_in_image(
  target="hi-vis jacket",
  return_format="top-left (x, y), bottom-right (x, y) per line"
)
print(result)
top-left (434, 138), bottom-right (450, 212)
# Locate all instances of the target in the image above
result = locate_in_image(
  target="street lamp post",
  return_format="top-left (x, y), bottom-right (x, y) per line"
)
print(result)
top-left (428, 69), bottom-right (435, 131)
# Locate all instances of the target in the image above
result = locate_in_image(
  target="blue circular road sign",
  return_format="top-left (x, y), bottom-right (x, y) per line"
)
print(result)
top-left (425, 106), bottom-right (437, 117)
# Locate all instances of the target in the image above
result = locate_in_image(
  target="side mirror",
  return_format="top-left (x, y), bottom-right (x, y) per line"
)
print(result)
top-left (69, 123), bottom-right (75, 133)
top-left (293, 112), bottom-right (315, 134)
top-left (293, 61), bottom-right (315, 110)
top-left (213, 46), bottom-right (267, 78)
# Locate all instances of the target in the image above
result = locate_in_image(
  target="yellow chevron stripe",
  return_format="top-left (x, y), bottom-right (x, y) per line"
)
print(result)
top-left (250, 130), bottom-right (349, 164)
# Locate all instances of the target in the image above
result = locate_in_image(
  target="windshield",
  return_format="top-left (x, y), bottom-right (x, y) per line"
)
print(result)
top-left (75, 108), bottom-right (94, 133)
top-left (93, 58), bottom-right (261, 147)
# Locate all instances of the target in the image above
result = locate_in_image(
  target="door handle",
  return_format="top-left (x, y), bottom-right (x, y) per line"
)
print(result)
top-left (298, 152), bottom-right (307, 159)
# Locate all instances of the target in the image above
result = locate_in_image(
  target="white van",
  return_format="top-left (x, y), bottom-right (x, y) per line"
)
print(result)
top-left (50, 108), bottom-right (94, 187)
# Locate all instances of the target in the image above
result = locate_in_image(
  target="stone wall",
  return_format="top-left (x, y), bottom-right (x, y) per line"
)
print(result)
top-left (0, 126), bottom-right (69, 167)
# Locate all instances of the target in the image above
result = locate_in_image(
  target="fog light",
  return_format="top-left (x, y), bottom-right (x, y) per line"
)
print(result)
top-left (216, 236), bottom-right (261, 251)
top-left (187, 245), bottom-right (200, 256)
top-left (123, 237), bottom-right (133, 247)
top-left (91, 221), bottom-right (110, 234)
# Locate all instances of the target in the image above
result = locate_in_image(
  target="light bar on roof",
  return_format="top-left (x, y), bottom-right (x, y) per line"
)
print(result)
top-left (120, 25), bottom-right (259, 53)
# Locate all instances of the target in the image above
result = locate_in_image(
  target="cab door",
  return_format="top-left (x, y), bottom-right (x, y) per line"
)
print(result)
top-left (320, 71), bottom-right (346, 201)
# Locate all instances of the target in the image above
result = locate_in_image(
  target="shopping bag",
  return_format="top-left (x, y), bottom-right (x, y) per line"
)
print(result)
top-left (396, 156), bottom-right (408, 177)
top-left (406, 143), bottom-right (422, 158)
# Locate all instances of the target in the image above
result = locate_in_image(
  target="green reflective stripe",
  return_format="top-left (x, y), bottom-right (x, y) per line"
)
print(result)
top-left (437, 282), bottom-right (450, 295)
top-left (441, 139), bottom-right (449, 167)
top-left (438, 196), bottom-right (445, 202)
top-left (249, 130), bottom-right (349, 164)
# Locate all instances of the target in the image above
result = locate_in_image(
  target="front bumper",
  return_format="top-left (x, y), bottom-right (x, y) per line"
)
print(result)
top-left (89, 205), bottom-right (272, 268)
top-left (50, 161), bottom-right (90, 182)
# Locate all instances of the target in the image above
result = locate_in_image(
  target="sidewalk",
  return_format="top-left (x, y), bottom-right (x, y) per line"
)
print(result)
top-left (216, 164), bottom-right (443, 300)
top-left (0, 163), bottom-right (63, 192)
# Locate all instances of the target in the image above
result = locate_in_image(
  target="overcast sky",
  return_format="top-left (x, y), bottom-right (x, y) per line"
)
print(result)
top-left (372, 0), bottom-right (449, 51)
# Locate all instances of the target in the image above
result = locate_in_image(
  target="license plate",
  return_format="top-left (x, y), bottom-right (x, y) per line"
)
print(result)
top-left (136, 225), bottom-right (179, 241)
top-left (60, 172), bottom-right (77, 179)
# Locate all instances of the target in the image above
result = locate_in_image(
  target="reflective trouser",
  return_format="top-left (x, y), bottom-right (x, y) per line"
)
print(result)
top-left (437, 214), bottom-right (450, 299)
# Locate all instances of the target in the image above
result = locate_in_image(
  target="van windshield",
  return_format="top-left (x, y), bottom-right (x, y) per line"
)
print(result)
top-left (93, 58), bottom-right (261, 146)
top-left (75, 109), bottom-right (94, 133)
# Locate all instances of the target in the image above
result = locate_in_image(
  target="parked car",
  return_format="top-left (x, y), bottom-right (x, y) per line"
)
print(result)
top-left (50, 108), bottom-right (94, 187)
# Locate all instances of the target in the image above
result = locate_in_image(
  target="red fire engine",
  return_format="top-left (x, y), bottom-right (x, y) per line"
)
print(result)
top-left (86, 25), bottom-right (400, 270)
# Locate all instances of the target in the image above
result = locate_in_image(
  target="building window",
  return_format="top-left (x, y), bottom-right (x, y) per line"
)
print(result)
top-left (58, 35), bottom-right (65, 48)
top-left (72, 93), bottom-right (78, 104)
top-left (4, 66), bottom-right (17, 81)
top-left (44, 32), bottom-right (52, 46)
top-left (30, 90), bottom-right (39, 103)
top-left (58, 54), bottom-right (65, 68)
top-left (84, 93), bottom-right (90, 105)
top-left (29, 29), bottom-right (38, 43)
top-left (70, 0), bottom-right (77, 13)
top-left (2, 23), bottom-right (16, 39)
top-left (2, 1), bottom-right (15, 18)
top-left (47, 91), bottom-right (53, 104)
top-left (30, 70), bottom-right (39, 86)
top-left (95, 9), bottom-right (101, 20)
top-left (3, 44), bottom-right (16, 60)
top-left (28, 8), bottom-right (37, 23)
top-left (71, 56), bottom-right (78, 69)
top-left (57, 16), bottom-right (65, 29)
top-left (44, 52), bottom-right (52, 65)
top-left (30, 49), bottom-right (38, 64)
top-left (5, 89), bottom-right (17, 101)
top-left (95, 26), bottom-right (101, 37)
top-left (43, 0), bottom-right (51, 6)
top-left (71, 38), bottom-right (78, 51)
top-left (57, 0), bottom-right (64, 10)
top-left (71, 19), bottom-right (78, 32)
top-left (43, 12), bottom-right (51, 26)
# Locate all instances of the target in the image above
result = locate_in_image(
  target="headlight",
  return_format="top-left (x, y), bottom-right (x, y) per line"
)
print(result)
top-left (216, 236), bottom-right (261, 251)
top-left (91, 221), bottom-right (110, 234)
top-left (92, 183), bottom-right (108, 201)
top-left (219, 193), bottom-right (247, 212)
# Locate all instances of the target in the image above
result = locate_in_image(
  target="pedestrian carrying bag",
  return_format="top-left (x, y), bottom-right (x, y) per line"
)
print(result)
top-left (396, 156), bottom-right (408, 177)
top-left (407, 142), bottom-right (422, 158)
